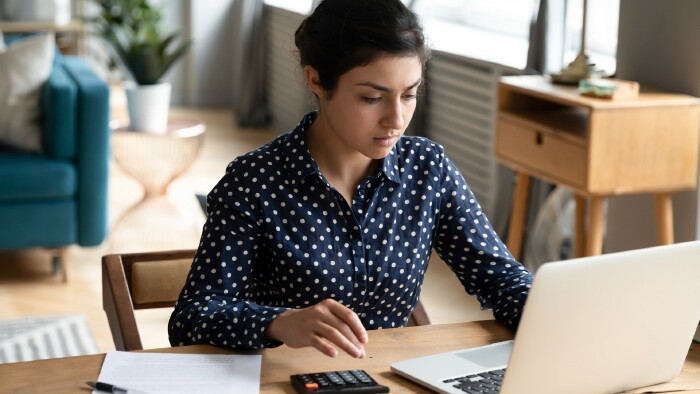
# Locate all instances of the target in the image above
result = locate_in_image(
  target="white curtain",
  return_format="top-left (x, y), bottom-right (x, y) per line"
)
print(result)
top-left (231, 0), bottom-right (270, 126)
top-left (526, 0), bottom-right (567, 75)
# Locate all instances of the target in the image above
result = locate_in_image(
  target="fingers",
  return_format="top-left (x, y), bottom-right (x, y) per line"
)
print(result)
top-left (329, 303), bottom-right (368, 344)
top-left (316, 300), bottom-right (368, 358)
top-left (315, 320), bottom-right (365, 358)
top-left (266, 299), bottom-right (370, 359)
top-left (310, 335), bottom-right (339, 358)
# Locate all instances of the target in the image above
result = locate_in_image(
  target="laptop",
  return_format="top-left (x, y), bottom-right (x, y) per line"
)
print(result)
top-left (391, 241), bottom-right (700, 394)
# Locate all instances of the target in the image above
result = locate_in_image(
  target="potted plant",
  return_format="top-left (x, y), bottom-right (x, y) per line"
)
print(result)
top-left (87, 0), bottom-right (190, 133)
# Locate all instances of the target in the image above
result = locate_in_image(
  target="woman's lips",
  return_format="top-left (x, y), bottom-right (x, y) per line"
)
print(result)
top-left (374, 135), bottom-right (398, 147)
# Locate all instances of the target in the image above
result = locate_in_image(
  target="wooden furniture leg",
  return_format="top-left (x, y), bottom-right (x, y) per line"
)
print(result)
top-left (574, 194), bottom-right (586, 258)
top-left (407, 300), bottom-right (431, 327)
top-left (585, 196), bottom-right (606, 256)
top-left (48, 247), bottom-right (68, 282)
top-left (654, 192), bottom-right (674, 245)
top-left (507, 172), bottom-right (531, 260)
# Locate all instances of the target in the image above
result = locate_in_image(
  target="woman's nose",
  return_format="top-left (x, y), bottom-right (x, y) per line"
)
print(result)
top-left (382, 99), bottom-right (405, 131)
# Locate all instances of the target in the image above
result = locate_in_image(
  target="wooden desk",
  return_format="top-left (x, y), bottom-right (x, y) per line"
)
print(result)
top-left (496, 75), bottom-right (700, 258)
top-left (1, 321), bottom-right (699, 393)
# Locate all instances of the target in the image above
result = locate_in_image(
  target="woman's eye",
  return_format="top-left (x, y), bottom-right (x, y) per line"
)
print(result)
top-left (362, 97), bottom-right (382, 104)
top-left (402, 94), bottom-right (417, 101)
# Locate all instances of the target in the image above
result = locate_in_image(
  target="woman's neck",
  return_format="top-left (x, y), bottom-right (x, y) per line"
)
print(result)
top-left (306, 114), bottom-right (380, 202)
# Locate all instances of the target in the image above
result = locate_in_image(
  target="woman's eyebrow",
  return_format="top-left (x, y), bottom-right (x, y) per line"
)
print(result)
top-left (356, 78), bottom-right (422, 93)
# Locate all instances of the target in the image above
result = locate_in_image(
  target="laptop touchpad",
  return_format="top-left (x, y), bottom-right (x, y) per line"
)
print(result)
top-left (455, 342), bottom-right (512, 369)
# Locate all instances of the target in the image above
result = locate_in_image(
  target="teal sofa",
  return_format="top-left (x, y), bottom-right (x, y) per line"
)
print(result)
top-left (0, 45), bottom-right (110, 277)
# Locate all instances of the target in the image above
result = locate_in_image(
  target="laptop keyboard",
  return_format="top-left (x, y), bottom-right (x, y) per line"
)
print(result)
top-left (442, 368), bottom-right (506, 393)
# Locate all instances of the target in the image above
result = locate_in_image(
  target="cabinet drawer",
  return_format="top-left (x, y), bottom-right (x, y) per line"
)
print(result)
top-left (496, 118), bottom-right (587, 188)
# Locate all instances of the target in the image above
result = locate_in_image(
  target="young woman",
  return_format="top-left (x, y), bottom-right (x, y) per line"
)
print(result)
top-left (169, 0), bottom-right (532, 359)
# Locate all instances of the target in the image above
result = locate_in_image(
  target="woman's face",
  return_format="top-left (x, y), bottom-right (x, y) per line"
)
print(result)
top-left (308, 55), bottom-right (423, 160)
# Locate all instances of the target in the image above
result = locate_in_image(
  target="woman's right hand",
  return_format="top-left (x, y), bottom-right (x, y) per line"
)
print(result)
top-left (265, 299), bottom-right (368, 358)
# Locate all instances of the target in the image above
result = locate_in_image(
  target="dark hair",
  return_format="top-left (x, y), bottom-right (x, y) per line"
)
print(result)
top-left (294, 0), bottom-right (430, 93)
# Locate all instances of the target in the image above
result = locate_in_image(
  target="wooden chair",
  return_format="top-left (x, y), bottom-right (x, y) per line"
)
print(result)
top-left (102, 249), bottom-right (195, 351)
top-left (102, 249), bottom-right (431, 351)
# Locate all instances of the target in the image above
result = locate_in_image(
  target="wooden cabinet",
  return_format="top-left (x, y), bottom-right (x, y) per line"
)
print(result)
top-left (0, 1), bottom-right (85, 55)
top-left (0, 20), bottom-right (86, 55)
top-left (496, 75), bottom-right (700, 258)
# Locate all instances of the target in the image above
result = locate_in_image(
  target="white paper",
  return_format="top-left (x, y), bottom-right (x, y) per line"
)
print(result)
top-left (92, 351), bottom-right (261, 394)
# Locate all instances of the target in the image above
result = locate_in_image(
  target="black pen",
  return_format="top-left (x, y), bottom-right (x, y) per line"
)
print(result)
top-left (86, 381), bottom-right (150, 394)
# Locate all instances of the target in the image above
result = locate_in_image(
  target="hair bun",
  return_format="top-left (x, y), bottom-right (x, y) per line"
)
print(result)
top-left (295, 0), bottom-right (430, 93)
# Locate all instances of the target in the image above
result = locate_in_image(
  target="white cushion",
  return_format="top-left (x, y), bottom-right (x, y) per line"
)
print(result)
top-left (0, 31), bottom-right (5, 52)
top-left (0, 33), bottom-right (55, 153)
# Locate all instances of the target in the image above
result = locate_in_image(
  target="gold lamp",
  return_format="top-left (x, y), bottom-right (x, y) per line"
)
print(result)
top-left (551, 0), bottom-right (604, 84)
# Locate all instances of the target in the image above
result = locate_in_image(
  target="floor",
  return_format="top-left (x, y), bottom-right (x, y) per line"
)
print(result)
top-left (0, 92), bottom-right (492, 354)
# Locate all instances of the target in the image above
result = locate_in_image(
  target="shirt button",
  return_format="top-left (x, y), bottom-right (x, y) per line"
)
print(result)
top-left (355, 273), bottom-right (364, 281)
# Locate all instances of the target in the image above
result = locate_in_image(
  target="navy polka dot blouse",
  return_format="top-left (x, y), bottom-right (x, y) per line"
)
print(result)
top-left (169, 112), bottom-right (532, 350)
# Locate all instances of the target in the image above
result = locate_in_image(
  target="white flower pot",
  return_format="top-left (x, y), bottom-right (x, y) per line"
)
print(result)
top-left (124, 82), bottom-right (172, 133)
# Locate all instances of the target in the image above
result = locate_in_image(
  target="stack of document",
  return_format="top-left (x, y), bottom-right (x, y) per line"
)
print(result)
top-left (92, 351), bottom-right (262, 394)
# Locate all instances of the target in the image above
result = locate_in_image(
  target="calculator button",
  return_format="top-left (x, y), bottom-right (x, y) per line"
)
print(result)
top-left (337, 371), bottom-right (358, 383)
top-left (325, 373), bottom-right (344, 385)
top-left (350, 370), bottom-right (371, 383)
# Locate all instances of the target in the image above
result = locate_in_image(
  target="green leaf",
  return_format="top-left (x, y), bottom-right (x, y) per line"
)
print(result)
top-left (85, 0), bottom-right (189, 85)
top-left (157, 40), bottom-right (191, 82)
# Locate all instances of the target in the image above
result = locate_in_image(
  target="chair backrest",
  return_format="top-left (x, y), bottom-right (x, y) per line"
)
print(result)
top-left (102, 249), bottom-right (195, 351)
top-left (102, 249), bottom-right (431, 351)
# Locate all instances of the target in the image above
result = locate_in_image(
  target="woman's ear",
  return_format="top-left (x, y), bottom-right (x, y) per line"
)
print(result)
top-left (304, 65), bottom-right (325, 100)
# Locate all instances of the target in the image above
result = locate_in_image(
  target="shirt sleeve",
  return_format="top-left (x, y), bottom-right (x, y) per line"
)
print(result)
top-left (168, 165), bottom-right (287, 349)
top-left (432, 149), bottom-right (532, 328)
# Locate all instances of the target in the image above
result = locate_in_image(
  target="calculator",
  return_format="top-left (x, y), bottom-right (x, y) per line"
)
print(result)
top-left (290, 369), bottom-right (390, 393)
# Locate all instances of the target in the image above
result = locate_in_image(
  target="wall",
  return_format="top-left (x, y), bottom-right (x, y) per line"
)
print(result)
top-left (605, 0), bottom-right (700, 251)
top-left (163, 0), bottom-right (235, 107)
top-left (264, 4), bottom-right (314, 133)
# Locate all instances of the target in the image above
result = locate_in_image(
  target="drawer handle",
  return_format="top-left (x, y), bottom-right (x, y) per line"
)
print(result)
top-left (535, 131), bottom-right (544, 145)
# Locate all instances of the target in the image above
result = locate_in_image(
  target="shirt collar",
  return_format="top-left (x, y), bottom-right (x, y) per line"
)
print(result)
top-left (283, 112), bottom-right (320, 185)
top-left (381, 144), bottom-right (401, 184)
top-left (283, 111), bottom-right (401, 185)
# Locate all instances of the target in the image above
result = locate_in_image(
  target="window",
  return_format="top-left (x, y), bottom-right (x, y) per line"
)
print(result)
top-left (263, 0), bottom-right (313, 15)
top-left (563, 0), bottom-right (620, 75)
top-left (411, 0), bottom-right (536, 69)
top-left (412, 0), bottom-right (536, 39)
top-left (262, 0), bottom-right (619, 74)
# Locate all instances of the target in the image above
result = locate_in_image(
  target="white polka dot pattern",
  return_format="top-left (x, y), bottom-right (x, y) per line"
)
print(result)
top-left (168, 112), bottom-right (532, 350)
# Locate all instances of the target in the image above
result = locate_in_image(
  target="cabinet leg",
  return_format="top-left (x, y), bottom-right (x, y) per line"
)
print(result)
top-left (507, 172), bottom-right (531, 260)
top-left (574, 194), bottom-right (586, 258)
top-left (585, 196), bottom-right (606, 256)
top-left (654, 193), bottom-right (674, 245)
